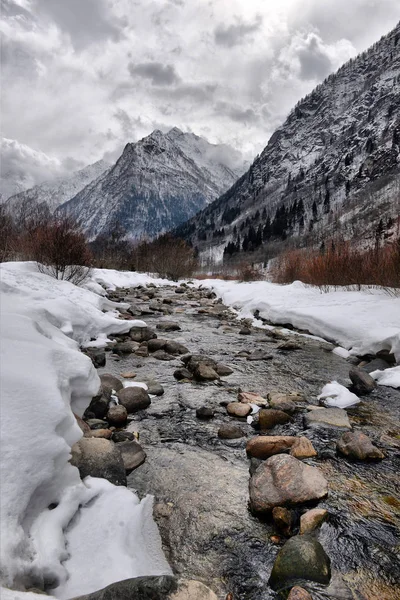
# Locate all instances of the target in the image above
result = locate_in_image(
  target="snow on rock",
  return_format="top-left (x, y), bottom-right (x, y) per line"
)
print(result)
top-left (333, 347), bottom-right (351, 359)
top-left (318, 381), bottom-right (360, 408)
top-left (371, 366), bottom-right (400, 389)
top-left (196, 279), bottom-right (400, 362)
top-left (0, 262), bottom-right (170, 597)
top-left (91, 268), bottom-right (171, 291)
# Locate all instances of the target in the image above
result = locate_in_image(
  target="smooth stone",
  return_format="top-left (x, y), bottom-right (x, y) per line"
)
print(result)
top-left (111, 430), bottom-right (135, 443)
top-left (170, 580), bottom-right (218, 600)
top-left (196, 406), bottom-right (215, 420)
top-left (227, 402), bottom-right (252, 418)
top-left (71, 575), bottom-right (177, 600)
top-left (336, 431), bottom-right (384, 460)
top-left (100, 373), bottom-right (123, 393)
top-left (259, 409), bottom-right (291, 430)
top-left (300, 508), bottom-right (328, 534)
top-left (218, 424), bottom-right (245, 439)
top-left (70, 438), bottom-right (127, 486)
top-left (152, 349), bottom-right (175, 361)
top-left (84, 429), bottom-right (113, 439)
top-left (247, 350), bottom-right (273, 361)
top-left (249, 455), bottom-right (328, 514)
top-left (239, 327), bottom-right (251, 335)
top-left (165, 341), bottom-right (189, 355)
top-left (148, 339), bottom-right (168, 352)
top-left (362, 358), bottom-right (391, 373)
top-left (238, 391), bottom-right (268, 406)
top-left (117, 440), bottom-right (146, 474)
top-left (193, 363), bottom-right (220, 381)
top-left (130, 326), bottom-right (157, 342)
top-left (349, 366), bottom-right (377, 395)
top-left (135, 346), bottom-right (149, 357)
top-left (277, 341), bottom-right (302, 351)
top-left (114, 341), bottom-right (138, 355)
top-left (145, 380), bottom-right (165, 396)
top-left (246, 436), bottom-right (295, 459)
top-left (304, 408), bottom-right (351, 430)
top-left (106, 404), bottom-right (128, 426)
top-left (268, 395), bottom-right (297, 414)
top-left (120, 371), bottom-right (136, 379)
top-left (84, 395), bottom-right (110, 420)
top-left (290, 437), bottom-right (318, 459)
top-left (269, 535), bottom-right (331, 589)
top-left (174, 368), bottom-right (193, 381)
top-left (117, 387), bottom-right (151, 413)
top-left (287, 586), bottom-right (313, 600)
top-left (156, 321), bottom-right (181, 332)
top-left (86, 418), bottom-right (109, 430)
top-left (215, 363), bottom-right (234, 376)
top-left (272, 506), bottom-right (292, 535)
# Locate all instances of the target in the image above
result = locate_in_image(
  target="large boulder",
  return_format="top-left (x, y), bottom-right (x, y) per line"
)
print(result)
top-left (349, 366), bottom-right (377, 395)
top-left (70, 438), bottom-right (127, 486)
top-left (246, 436), bottom-right (295, 459)
top-left (304, 407), bottom-right (351, 429)
top-left (249, 455), bottom-right (328, 514)
top-left (117, 387), bottom-right (151, 413)
top-left (71, 575), bottom-right (177, 600)
top-left (269, 535), bottom-right (331, 590)
top-left (336, 431), bottom-right (384, 460)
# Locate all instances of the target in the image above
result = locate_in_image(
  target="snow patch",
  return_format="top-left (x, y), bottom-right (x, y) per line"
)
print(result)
top-left (318, 381), bottom-right (360, 408)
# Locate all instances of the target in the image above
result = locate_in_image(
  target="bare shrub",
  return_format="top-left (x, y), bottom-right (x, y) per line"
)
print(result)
top-left (130, 234), bottom-right (198, 280)
top-left (30, 217), bottom-right (92, 284)
top-left (237, 262), bottom-right (264, 282)
top-left (0, 206), bottom-right (16, 262)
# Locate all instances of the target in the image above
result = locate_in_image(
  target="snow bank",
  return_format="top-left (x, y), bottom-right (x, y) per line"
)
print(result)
top-left (371, 366), bottom-right (400, 389)
top-left (318, 381), bottom-right (360, 408)
top-left (91, 268), bottom-right (170, 291)
top-left (196, 279), bottom-right (400, 362)
top-left (0, 262), bottom-right (170, 597)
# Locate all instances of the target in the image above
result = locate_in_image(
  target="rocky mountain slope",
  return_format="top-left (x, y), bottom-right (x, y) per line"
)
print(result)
top-left (57, 128), bottom-right (244, 240)
top-left (6, 159), bottom-right (110, 216)
top-left (176, 23), bottom-right (400, 263)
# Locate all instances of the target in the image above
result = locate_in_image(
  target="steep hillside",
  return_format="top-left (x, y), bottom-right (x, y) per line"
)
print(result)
top-left (57, 128), bottom-right (244, 240)
top-left (176, 23), bottom-right (400, 264)
top-left (6, 159), bottom-right (110, 215)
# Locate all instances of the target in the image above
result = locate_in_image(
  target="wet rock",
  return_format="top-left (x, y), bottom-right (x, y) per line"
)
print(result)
top-left (336, 431), bottom-right (385, 460)
top-left (152, 350), bottom-right (175, 361)
top-left (268, 393), bottom-right (297, 414)
top-left (165, 341), bottom-right (189, 355)
top-left (170, 580), bottom-right (218, 600)
top-left (215, 363), bottom-right (234, 376)
top-left (114, 341), bottom-right (138, 355)
top-left (300, 508), bottom-right (328, 534)
top-left (249, 457), bottom-right (263, 475)
top-left (305, 407), bottom-right (351, 430)
top-left (362, 358), bottom-right (391, 373)
top-left (112, 430), bottom-right (136, 443)
top-left (246, 436), bottom-right (295, 459)
top-left (71, 575), bottom-right (177, 600)
top-left (272, 506), bottom-right (292, 535)
top-left (145, 380), bottom-right (165, 396)
top-left (218, 424), bottom-right (245, 439)
top-left (84, 395), bottom-right (110, 420)
top-left (249, 455), bottom-right (328, 514)
top-left (247, 349), bottom-right (273, 361)
top-left (349, 366), bottom-right (377, 395)
top-left (227, 402), bottom-right (252, 418)
top-left (183, 354), bottom-right (217, 370)
top-left (86, 349), bottom-right (106, 368)
top-left (70, 438), bottom-right (127, 486)
top-left (287, 586), bottom-right (313, 600)
top-left (277, 340), bottom-right (303, 351)
top-left (376, 349), bottom-right (396, 364)
top-left (106, 404), bottom-right (128, 427)
top-left (135, 346), bottom-right (149, 357)
top-left (290, 437), bottom-right (318, 459)
top-left (163, 298), bottom-right (173, 304)
top-left (117, 440), bottom-right (146, 474)
top-left (130, 326), bottom-right (157, 342)
top-left (269, 535), bottom-right (331, 589)
top-left (85, 418), bottom-right (109, 430)
top-left (100, 373), bottom-right (123, 393)
top-left (196, 406), bottom-right (215, 420)
top-left (74, 413), bottom-right (90, 434)
top-left (174, 368), bottom-right (193, 381)
top-left (84, 428), bottom-right (113, 439)
top-left (120, 371), bottom-right (136, 379)
top-left (175, 287), bottom-right (185, 294)
top-left (117, 387), bottom-right (151, 413)
top-left (239, 327), bottom-right (251, 335)
top-left (148, 338), bottom-right (168, 352)
top-left (238, 391), bottom-right (268, 406)
top-left (193, 363), bottom-right (220, 381)
top-left (157, 321), bottom-right (181, 332)
top-left (259, 409), bottom-right (291, 430)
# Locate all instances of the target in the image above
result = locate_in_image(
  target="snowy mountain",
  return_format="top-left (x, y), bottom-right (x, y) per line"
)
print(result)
top-left (6, 159), bottom-right (110, 215)
top-left (57, 128), bottom-right (245, 240)
top-left (177, 23), bottom-right (400, 261)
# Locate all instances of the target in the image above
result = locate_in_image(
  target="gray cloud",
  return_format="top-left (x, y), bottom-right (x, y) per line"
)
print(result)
top-left (297, 34), bottom-right (333, 80)
top-left (215, 102), bottom-right (259, 124)
top-left (214, 16), bottom-right (263, 47)
top-left (128, 62), bottom-right (180, 86)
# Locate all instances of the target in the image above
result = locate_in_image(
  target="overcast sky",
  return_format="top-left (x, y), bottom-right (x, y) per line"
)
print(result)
top-left (1, 0), bottom-right (399, 184)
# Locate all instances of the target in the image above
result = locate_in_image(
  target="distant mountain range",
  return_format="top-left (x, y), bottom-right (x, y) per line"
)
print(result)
top-left (176, 22), bottom-right (400, 263)
top-left (5, 128), bottom-right (245, 240)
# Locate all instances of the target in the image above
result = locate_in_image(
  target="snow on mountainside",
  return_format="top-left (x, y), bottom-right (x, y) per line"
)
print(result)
top-left (177, 23), bottom-right (400, 260)
top-left (57, 128), bottom-right (245, 240)
top-left (6, 159), bottom-right (110, 214)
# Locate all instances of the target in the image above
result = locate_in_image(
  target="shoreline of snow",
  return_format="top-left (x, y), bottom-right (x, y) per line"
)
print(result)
top-left (0, 262), bottom-right (171, 598)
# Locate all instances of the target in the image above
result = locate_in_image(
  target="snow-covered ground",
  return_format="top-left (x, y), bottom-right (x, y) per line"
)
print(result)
top-left (0, 263), bottom-right (171, 598)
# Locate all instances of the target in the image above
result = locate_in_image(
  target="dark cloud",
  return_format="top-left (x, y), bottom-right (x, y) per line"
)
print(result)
top-left (215, 102), bottom-right (259, 124)
top-left (214, 15), bottom-right (262, 47)
top-left (35, 0), bottom-right (123, 48)
top-left (128, 62), bottom-right (180, 86)
top-left (297, 34), bottom-right (332, 80)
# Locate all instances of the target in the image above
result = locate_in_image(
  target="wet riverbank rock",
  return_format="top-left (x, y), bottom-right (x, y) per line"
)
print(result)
top-left (117, 387), bottom-right (151, 413)
top-left (336, 431), bottom-right (384, 460)
top-left (305, 407), bottom-right (351, 429)
top-left (70, 438), bottom-right (127, 486)
top-left (249, 455), bottom-right (328, 514)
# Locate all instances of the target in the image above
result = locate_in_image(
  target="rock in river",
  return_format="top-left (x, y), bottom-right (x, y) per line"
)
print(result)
top-left (218, 424), bottom-right (245, 439)
top-left (336, 431), bottom-right (384, 460)
top-left (259, 409), bottom-right (291, 430)
top-left (246, 436), bottom-right (295, 459)
top-left (305, 407), bottom-right (351, 430)
top-left (300, 508), bottom-right (328, 534)
top-left (117, 440), bottom-right (146, 474)
top-left (349, 366), bottom-right (377, 395)
top-left (117, 387), bottom-right (151, 413)
top-left (269, 535), bottom-right (331, 590)
top-left (70, 438), bottom-right (127, 486)
top-left (249, 454), bottom-right (328, 514)
top-left (72, 575), bottom-right (177, 600)
top-left (227, 402), bottom-right (252, 418)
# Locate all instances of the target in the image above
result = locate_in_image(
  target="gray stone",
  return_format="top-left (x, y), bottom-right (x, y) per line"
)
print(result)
top-left (165, 341), bottom-right (189, 355)
top-left (130, 326), bottom-right (157, 342)
top-left (362, 358), bottom-right (391, 373)
top-left (117, 387), bottom-right (151, 413)
top-left (70, 438), bottom-right (127, 486)
top-left (85, 418), bottom-right (109, 430)
top-left (145, 380), bottom-right (165, 396)
top-left (84, 396), bottom-right (109, 420)
top-left (148, 338), bottom-right (168, 352)
top-left (174, 368), bottom-right (193, 381)
top-left (152, 349), bottom-right (175, 361)
top-left (218, 424), bottom-right (245, 439)
top-left (336, 431), bottom-right (384, 460)
top-left (305, 407), bottom-right (351, 429)
top-left (215, 363), bottom-right (234, 376)
top-left (114, 341), bottom-right (138, 355)
top-left (86, 349), bottom-right (106, 368)
top-left (71, 575), bottom-right (177, 600)
top-left (111, 430), bottom-right (135, 443)
top-left (196, 406), bottom-right (215, 420)
top-left (269, 535), bottom-right (331, 590)
top-left (117, 440), bottom-right (146, 474)
top-left (193, 363), bottom-right (220, 381)
top-left (349, 366), bottom-right (377, 395)
top-left (156, 321), bottom-right (181, 332)
top-left (99, 373), bottom-right (123, 393)
top-left (106, 404), bottom-right (128, 427)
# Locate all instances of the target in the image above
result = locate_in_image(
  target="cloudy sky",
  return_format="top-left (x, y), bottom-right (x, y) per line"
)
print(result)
top-left (1, 0), bottom-right (399, 186)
